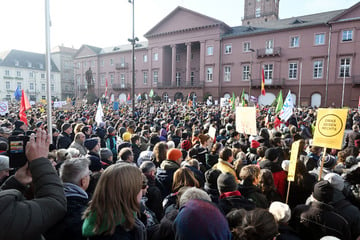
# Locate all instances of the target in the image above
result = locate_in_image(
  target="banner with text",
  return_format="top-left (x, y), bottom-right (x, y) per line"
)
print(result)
top-left (235, 106), bottom-right (257, 135)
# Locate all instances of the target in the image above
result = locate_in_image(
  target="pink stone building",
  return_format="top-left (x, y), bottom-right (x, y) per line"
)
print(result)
top-left (74, 1), bottom-right (360, 107)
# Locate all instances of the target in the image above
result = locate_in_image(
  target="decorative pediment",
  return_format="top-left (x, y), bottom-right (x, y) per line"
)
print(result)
top-left (329, 2), bottom-right (360, 23)
top-left (74, 45), bottom-right (102, 58)
top-left (145, 6), bottom-right (230, 38)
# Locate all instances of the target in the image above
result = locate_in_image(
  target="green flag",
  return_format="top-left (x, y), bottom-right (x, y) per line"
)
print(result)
top-left (275, 90), bottom-right (283, 113)
top-left (231, 92), bottom-right (236, 111)
top-left (241, 89), bottom-right (246, 107)
top-left (149, 89), bottom-right (154, 98)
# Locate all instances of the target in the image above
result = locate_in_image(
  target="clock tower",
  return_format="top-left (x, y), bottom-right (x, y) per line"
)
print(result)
top-left (242, 0), bottom-right (280, 26)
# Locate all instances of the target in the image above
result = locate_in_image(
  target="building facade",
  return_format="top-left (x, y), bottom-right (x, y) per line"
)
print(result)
top-left (74, 1), bottom-right (360, 107)
top-left (0, 50), bottom-right (61, 102)
top-left (51, 46), bottom-right (78, 100)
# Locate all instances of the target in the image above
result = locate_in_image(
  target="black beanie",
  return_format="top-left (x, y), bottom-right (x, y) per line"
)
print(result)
top-left (205, 169), bottom-right (222, 189)
top-left (217, 172), bottom-right (238, 193)
top-left (313, 180), bottom-right (334, 203)
top-left (265, 148), bottom-right (278, 161)
top-left (61, 123), bottom-right (71, 132)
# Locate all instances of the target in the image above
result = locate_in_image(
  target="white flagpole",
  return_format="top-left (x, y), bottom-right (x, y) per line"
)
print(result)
top-left (45, 0), bottom-right (53, 142)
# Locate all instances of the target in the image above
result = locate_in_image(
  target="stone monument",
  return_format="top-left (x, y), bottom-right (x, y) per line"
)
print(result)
top-left (85, 67), bottom-right (97, 104)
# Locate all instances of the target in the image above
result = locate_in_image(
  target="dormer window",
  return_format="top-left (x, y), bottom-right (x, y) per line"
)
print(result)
top-left (14, 60), bottom-right (19, 66)
top-left (27, 62), bottom-right (32, 68)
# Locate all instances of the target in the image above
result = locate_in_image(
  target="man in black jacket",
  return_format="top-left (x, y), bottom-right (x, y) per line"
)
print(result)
top-left (56, 122), bottom-right (73, 149)
top-left (0, 130), bottom-right (67, 240)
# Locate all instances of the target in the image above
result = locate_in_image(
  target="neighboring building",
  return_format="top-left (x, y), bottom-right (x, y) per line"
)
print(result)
top-left (74, 1), bottom-right (360, 107)
top-left (0, 50), bottom-right (61, 102)
top-left (51, 46), bottom-right (78, 100)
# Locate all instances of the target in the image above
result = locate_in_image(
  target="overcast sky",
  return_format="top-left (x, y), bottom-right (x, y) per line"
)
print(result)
top-left (0, 0), bottom-right (358, 53)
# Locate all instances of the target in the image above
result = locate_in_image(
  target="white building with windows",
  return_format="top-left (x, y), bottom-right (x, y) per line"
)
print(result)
top-left (0, 50), bottom-right (61, 102)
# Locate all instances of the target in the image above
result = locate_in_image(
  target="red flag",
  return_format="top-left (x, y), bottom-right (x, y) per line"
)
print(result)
top-left (127, 93), bottom-right (130, 101)
top-left (19, 90), bottom-right (31, 125)
top-left (105, 78), bottom-right (108, 97)
top-left (261, 67), bottom-right (266, 96)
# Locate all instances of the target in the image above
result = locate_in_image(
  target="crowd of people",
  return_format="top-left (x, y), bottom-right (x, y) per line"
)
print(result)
top-left (0, 100), bottom-right (360, 240)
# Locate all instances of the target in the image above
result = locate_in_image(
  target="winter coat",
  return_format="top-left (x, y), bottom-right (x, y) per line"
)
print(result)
top-left (45, 182), bottom-right (89, 240)
top-left (238, 184), bottom-right (269, 208)
top-left (213, 159), bottom-right (239, 182)
top-left (155, 160), bottom-right (180, 199)
top-left (287, 173), bottom-right (316, 209)
top-left (290, 201), bottom-right (351, 240)
top-left (57, 131), bottom-right (73, 149)
top-left (204, 183), bottom-right (220, 204)
top-left (145, 174), bottom-right (164, 222)
top-left (0, 157), bottom-right (67, 240)
top-left (70, 141), bottom-right (88, 156)
top-left (218, 191), bottom-right (256, 215)
top-left (259, 159), bottom-right (287, 200)
top-left (277, 224), bottom-right (301, 240)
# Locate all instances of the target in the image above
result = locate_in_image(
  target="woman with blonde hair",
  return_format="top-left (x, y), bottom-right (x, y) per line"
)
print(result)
top-left (82, 164), bottom-right (146, 239)
top-left (152, 142), bottom-right (168, 168)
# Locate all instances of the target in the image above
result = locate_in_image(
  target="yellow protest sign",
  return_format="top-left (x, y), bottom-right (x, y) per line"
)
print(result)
top-left (236, 106), bottom-right (257, 135)
top-left (312, 108), bottom-right (348, 149)
top-left (287, 140), bottom-right (300, 182)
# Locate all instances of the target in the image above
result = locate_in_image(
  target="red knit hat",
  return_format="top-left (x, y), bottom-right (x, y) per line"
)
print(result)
top-left (181, 140), bottom-right (192, 151)
top-left (167, 148), bottom-right (183, 161)
top-left (251, 140), bottom-right (260, 149)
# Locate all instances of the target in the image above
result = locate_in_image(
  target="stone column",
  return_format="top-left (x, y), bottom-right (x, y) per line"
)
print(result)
top-left (186, 42), bottom-right (192, 86)
top-left (199, 41), bottom-right (205, 83)
top-left (171, 44), bottom-right (176, 87)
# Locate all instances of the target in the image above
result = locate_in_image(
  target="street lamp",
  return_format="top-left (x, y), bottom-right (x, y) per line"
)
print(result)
top-left (128, 0), bottom-right (138, 117)
top-left (249, 48), bottom-right (255, 105)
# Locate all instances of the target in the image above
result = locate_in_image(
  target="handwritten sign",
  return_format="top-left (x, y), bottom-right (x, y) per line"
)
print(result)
top-left (235, 106), bottom-right (257, 135)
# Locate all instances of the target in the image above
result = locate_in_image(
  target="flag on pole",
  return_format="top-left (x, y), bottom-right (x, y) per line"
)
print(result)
top-left (110, 94), bottom-right (114, 103)
top-left (241, 89), bottom-right (246, 106)
top-left (250, 95), bottom-right (258, 103)
top-left (275, 90), bottom-right (283, 113)
top-left (137, 93), bottom-right (142, 102)
top-left (127, 93), bottom-right (130, 101)
top-left (261, 67), bottom-right (266, 96)
top-left (231, 92), bottom-right (236, 111)
top-left (19, 90), bottom-right (31, 125)
top-left (14, 86), bottom-right (22, 101)
top-left (279, 90), bottom-right (294, 122)
top-left (95, 100), bottom-right (104, 125)
top-left (105, 78), bottom-right (108, 97)
top-left (149, 89), bottom-right (154, 98)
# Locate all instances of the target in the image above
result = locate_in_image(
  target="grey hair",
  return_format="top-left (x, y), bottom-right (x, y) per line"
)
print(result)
top-left (139, 161), bottom-right (156, 174)
top-left (60, 157), bottom-right (90, 185)
top-left (67, 148), bottom-right (80, 158)
top-left (179, 187), bottom-right (211, 208)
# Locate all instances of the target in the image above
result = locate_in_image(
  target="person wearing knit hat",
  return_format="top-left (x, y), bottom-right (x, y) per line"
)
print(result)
top-left (180, 140), bottom-right (192, 151)
top-left (217, 172), bottom-right (255, 215)
top-left (292, 180), bottom-right (351, 239)
top-left (56, 122), bottom-right (73, 149)
top-left (84, 138), bottom-right (103, 172)
top-left (122, 132), bottom-right (131, 142)
top-left (250, 140), bottom-right (260, 149)
top-left (84, 138), bottom-right (99, 151)
top-left (100, 148), bottom-right (113, 165)
top-left (155, 148), bottom-right (182, 198)
top-left (173, 199), bottom-right (231, 240)
top-left (204, 169), bottom-right (221, 203)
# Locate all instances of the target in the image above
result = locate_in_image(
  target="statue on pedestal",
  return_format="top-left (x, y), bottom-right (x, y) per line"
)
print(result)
top-left (85, 67), bottom-right (97, 104)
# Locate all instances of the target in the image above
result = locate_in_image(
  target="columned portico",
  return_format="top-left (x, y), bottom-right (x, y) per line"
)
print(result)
top-left (199, 41), bottom-right (205, 82)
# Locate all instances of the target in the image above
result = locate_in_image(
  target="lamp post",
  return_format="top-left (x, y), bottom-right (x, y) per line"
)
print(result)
top-left (249, 48), bottom-right (255, 106)
top-left (128, 0), bottom-right (138, 117)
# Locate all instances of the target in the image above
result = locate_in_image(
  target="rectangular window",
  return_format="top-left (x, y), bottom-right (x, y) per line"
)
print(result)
top-left (290, 36), bottom-right (299, 47)
top-left (29, 72), bottom-right (34, 78)
top-left (176, 72), bottom-right (181, 86)
top-left (16, 71), bottom-right (21, 77)
top-left (51, 74), bottom-right (54, 80)
top-left (315, 33), bottom-right (325, 45)
top-left (101, 74), bottom-right (105, 85)
top-left (176, 54), bottom-right (180, 62)
top-left (243, 65), bottom-right (250, 81)
top-left (225, 44), bottom-right (232, 54)
top-left (101, 60), bottom-right (104, 67)
top-left (30, 83), bottom-right (34, 90)
top-left (342, 30), bottom-right (353, 42)
top-left (6, 81), bottom-right (10, 89)
top-left (266, 40), bottom-right (273, 49)
top-left (5, 70), bottom-right (10, 76)
top-left (191, 72), bottom-right (194, 86)
top-left (243, 42), bottom-right (251, 52)
top-left (153, 71), bottom-right (158, 83)
top-left (224, 66), bottom-right (231, 82)
top-left (255, 8), bottom-right (261, 17)
top-left (120, 74), bottom-right (125, 87)
top-left (143, 54), bottom-right (148, 63)
top-left (143, 71), bottom-right (148, 84)
top-left (92, 60), bottom-right (95, 67)
top-left (339, 58), bottom-right (351, 77)
top-left (206, 67), bottom-right (213, 82)
top-left (83, 61), bottom-right (86, 68)
top-left (110, 74), bottom-right (114, 84)
top-left (264, 64), bottom-right (273, 83)
top-left (207, 46), bottom-right (213, 56)
top-left (313, 60), bottom-right (323, 78)
top-left (41, 84), bottom-right (45, 91)
top-left (288, 63), bottom-right (298, 79)
top-left (110, 59), bottom-right (113, 65)
top-left (41, 73), bottom-right (45, 79)
top-left (17, 82), bottom-right (22, 89)
top-left (51, 84), bottom-right (54, 91)
top-left (153, 53), bottom-right (158, 61)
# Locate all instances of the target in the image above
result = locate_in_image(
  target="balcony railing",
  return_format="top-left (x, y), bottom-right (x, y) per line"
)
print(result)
top-left (250, 78), bottom-right (284, 88)
top-left (112, 83), bottom-right (131, 90)
top-left (155, 81), bottom-right (204, 89)
top-left (115, 63), bottom-right (129, 70)
top-left (256, 47), bottom-right (281, 58)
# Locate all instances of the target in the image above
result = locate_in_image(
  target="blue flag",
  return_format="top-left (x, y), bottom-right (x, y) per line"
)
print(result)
top-left (14, 86), bottom-right (22, 101)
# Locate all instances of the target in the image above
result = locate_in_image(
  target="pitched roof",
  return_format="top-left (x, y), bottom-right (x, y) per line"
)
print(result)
top-left (223, 9), bottom-right (344, 38)
top-left (0, 49), bottom-right (59, 72)
top-left (100, 41), bottom-right (148, 54)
